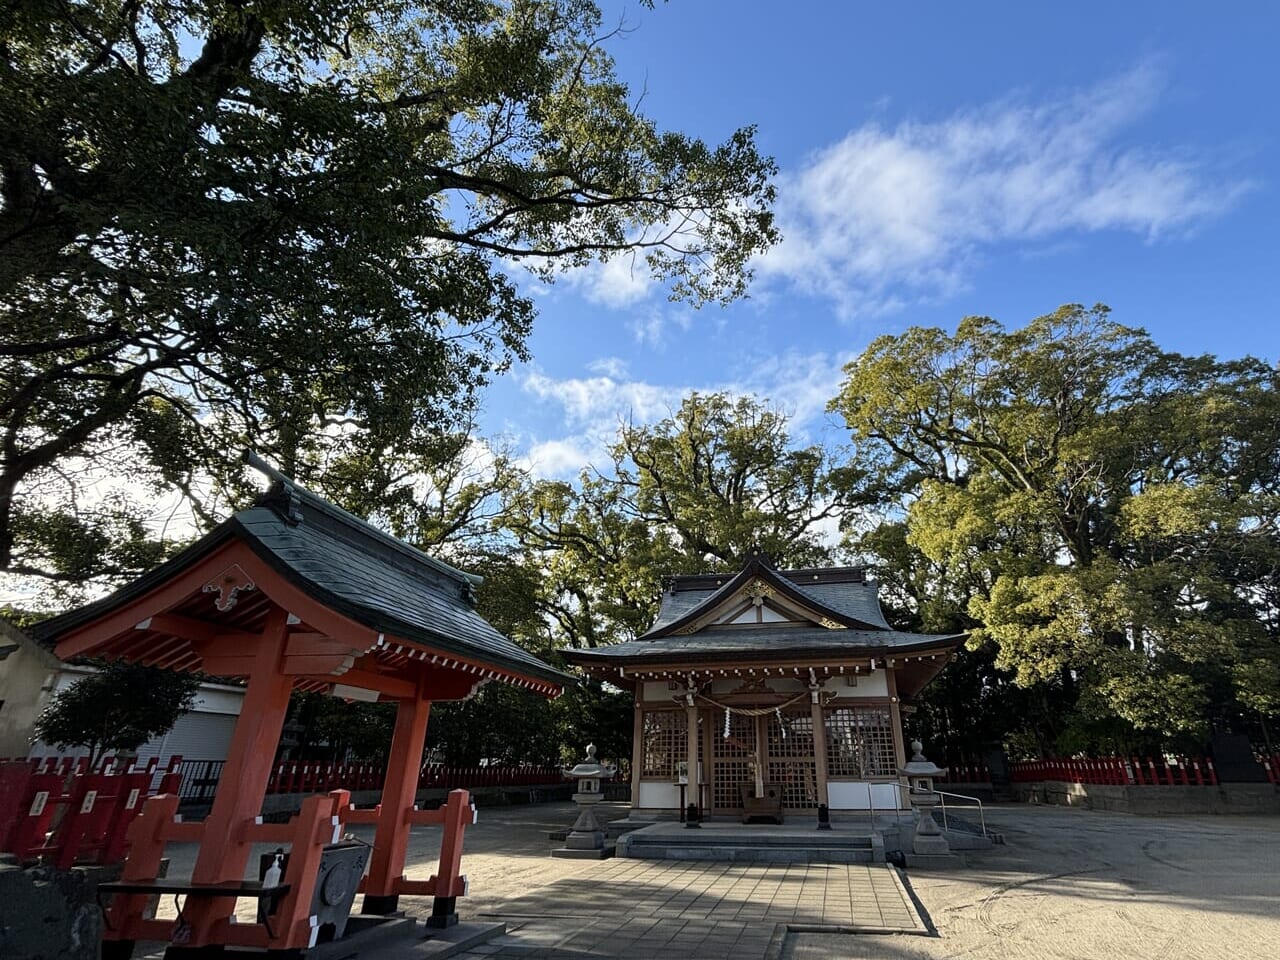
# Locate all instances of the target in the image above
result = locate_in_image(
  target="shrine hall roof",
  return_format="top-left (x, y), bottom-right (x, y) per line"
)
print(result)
top-left (563, 626), bottom-right (965, 666)
top-left (563, 549), bottom-right (965, 673)
top-left (33, 473), bottom-right (570, 689)
top-left (647, 567), bottom-right (892, 633)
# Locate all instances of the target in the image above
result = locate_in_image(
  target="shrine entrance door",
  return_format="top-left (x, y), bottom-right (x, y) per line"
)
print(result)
top-left (765, 707), bottom-right (819, 810)
top-left (709, 711), bottom-right (757, 814)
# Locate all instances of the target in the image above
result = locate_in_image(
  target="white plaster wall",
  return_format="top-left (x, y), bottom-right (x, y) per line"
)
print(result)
top-left (827, 781), bottom-right (905, 810)
top-left (641, 681), bottom-right (673, 702)
top-left (636, 781), bottom-right (681, 809)
top-left (829, 671), bottom-right (888, 698)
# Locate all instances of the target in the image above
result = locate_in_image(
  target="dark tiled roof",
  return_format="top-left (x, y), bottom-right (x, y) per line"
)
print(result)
top-left (799, 579), bottom-right (891, 630)
top-left (645, 558), bottom-right (891, 638)
top-left (34, 480), bottom-right (569, 687)
top-left (566, 627), bottom-right (965, 665)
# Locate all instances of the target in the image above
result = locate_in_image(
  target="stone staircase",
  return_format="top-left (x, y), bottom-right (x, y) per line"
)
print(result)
top-left (616, 823), bottom-right (885, 863)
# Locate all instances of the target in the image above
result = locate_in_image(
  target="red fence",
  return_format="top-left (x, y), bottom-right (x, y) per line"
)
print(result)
top-left (0, 756), bottom-right (182, 866)
top-left (941, 761), bottom-right (991, 784)
top-left (264, 760), bottom-right (564, 795)
top-left (1009, 756), bottom-right (1221, 786)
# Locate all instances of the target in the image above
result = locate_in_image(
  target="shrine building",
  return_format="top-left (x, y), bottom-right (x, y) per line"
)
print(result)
top-left (564, 549), bottom-right (965, 819)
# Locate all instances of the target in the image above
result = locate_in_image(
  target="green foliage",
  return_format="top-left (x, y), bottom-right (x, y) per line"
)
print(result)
top-left (0, 1), bottom-right (776, 596)
top-left (500, 392), bottom-right (850, 648)
top-left (33, 660), bottom-right (200, 766)
top-left (285, 691), bottom-right (397, 763)
top-left (832, 304), bottom-right (1280, 751)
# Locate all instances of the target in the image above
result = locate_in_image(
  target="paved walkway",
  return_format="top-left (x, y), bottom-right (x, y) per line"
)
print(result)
top-left (467, 860), bottom-right (924, 958)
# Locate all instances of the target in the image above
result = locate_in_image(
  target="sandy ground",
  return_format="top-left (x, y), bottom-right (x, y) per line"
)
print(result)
top-left (147, 801), bottom-right (1280, 959)
top-left (787, 804), bottom-right (1280, 960)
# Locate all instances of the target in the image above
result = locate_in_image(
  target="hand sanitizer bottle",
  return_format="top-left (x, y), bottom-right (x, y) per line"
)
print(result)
top-left (263, 850), bottom-right (284, 888)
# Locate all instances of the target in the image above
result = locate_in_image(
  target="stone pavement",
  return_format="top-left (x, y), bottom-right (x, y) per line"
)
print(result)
top-left (460, 860), bottom-right (927, 959)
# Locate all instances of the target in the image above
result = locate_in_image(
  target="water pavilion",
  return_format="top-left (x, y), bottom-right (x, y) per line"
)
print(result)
top-left (33, 458), bottom-right (568, 955)
top-left (564, 549), bottom-right (965, 821)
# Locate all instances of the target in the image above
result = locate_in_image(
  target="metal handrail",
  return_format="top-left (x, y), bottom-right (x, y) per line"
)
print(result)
top-left (932, 788), bottom-right (987, 836)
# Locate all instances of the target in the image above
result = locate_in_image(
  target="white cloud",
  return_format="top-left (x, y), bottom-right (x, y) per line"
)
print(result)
top-left (562, 250), bottom-right (655, 307)
top-left (522, 438), bottom-right (600, 478)
top-left (517, 349), bottom-right (856, 479)
top-left (762, 63), bottom-right (1253, 318)
top-left (585, 356), bottom-right (630, 378)
top-left (627, 306), bottom-right (694, 349)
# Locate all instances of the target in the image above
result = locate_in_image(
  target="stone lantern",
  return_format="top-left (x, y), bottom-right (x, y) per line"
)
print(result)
top-left (898, 739), bottom-right (951, 857)
top-left (551, 743), bottom-right (615, 859)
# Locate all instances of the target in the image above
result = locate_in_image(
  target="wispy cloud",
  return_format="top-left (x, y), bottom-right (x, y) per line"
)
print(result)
top-left (761, 63), bottom-right (1253, 318)
top-left (517, 350), bottom-right (854, 479)
top-left (562, 250), bottom-right (655, 307)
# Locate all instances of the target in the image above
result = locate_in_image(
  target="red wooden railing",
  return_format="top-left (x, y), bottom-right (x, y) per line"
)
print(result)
top-left (940, 761), bottom-right (991, 783)
top-left (1008, 755), bottom-right (1220, 786)
top-left (0, 756), bottom-right (183, 866)
top-left (6, 756), bottom-right (569, 801)
top-left (263, 760), bottom-right (563, 795)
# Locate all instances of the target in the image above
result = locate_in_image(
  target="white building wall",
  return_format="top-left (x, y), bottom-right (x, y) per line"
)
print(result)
top-left (28, 666), bottom-right (246, 767)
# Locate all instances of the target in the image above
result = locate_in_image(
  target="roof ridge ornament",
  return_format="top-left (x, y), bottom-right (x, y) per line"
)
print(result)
top-left (243, 450), bottom-right (302, 525)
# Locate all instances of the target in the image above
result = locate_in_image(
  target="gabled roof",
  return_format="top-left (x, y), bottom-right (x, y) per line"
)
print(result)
top-left (648, 563), bottom-right (892, 634)
top-left (563, 549), bottom-right (965, 685)
top-left (33, 475), bottom-right (569, 691)
top-left (642, 549), bottom-right (889, 638)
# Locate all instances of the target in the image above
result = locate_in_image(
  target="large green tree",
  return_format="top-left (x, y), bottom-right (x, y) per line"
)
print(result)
top-left (501, 392), bottom-right (853, 648)
top-left (832, 304), bottom-right (1280, 752)
top-left (0, 0), bottom-right (776, 594)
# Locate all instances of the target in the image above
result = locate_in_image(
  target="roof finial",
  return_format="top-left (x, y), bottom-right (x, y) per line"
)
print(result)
top-left (243, 450), bottom-right (301, 525)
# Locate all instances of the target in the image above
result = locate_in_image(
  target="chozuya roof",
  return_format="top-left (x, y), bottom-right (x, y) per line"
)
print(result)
top-left (33, 457), bottom-right (570, 693)
top-left (563, 547), bottom-right (965, 672)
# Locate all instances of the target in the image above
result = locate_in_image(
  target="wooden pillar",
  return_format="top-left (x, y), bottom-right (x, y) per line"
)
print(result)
top-left (809, 684), bottom-right (830, 810)
top-left (887, 667), bottom-right (908, 810)
top-left (362, 675), bottom-right (431, 915)
top-left (630, 702), bottom-right (644, 810)
top-left (685, 691), bottom-right (700, 817)
top-left (185, 608), bottom-right (293, 939)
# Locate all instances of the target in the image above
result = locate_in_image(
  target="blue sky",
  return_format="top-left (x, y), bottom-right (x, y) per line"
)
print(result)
top-left (482, 2), bottom-right (1278, 477)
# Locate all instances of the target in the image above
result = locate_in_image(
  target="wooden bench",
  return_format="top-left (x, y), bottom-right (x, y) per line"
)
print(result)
top-left (739, 783), bottom-right (784, 824)
top-left (97, 878), bottom-right (292, 941)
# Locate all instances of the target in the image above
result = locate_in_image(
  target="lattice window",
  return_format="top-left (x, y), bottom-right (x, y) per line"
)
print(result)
top-left (766, 709), bottom-right (818, 808)
top-left (641, 710), bottom-right (687, 779)
top-left (711, 712), bottom-right (756, 810)
top-left (824, 706), bottom-right (897, 778)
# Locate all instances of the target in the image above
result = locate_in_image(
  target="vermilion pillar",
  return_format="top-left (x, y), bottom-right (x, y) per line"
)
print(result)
top-left (185, 607), bottom-right (294, 939)
top-left (362, 676), bottom-right (432, 915)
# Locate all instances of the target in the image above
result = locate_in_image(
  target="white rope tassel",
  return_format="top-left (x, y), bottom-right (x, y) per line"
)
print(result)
top-left (724, 707), bottom-right (731, 739)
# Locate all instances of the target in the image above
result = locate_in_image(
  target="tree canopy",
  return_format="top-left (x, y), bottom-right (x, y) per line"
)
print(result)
top-left (500, 392), bottom-right (851, 648)
top-left (33, 660), bottom-right (200, 767)
top-left (832, 304), bottom-right (1280, 752)
top-left (0, 0), bottom-right (776, 595)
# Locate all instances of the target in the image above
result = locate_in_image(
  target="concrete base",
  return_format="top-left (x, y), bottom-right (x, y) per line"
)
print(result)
top-left (617, 820), bottom-right (885, 863)
top-left (1014, 780), bottom-right (1280, 815)
top-left (551, 847), bottom-right (615, 860)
